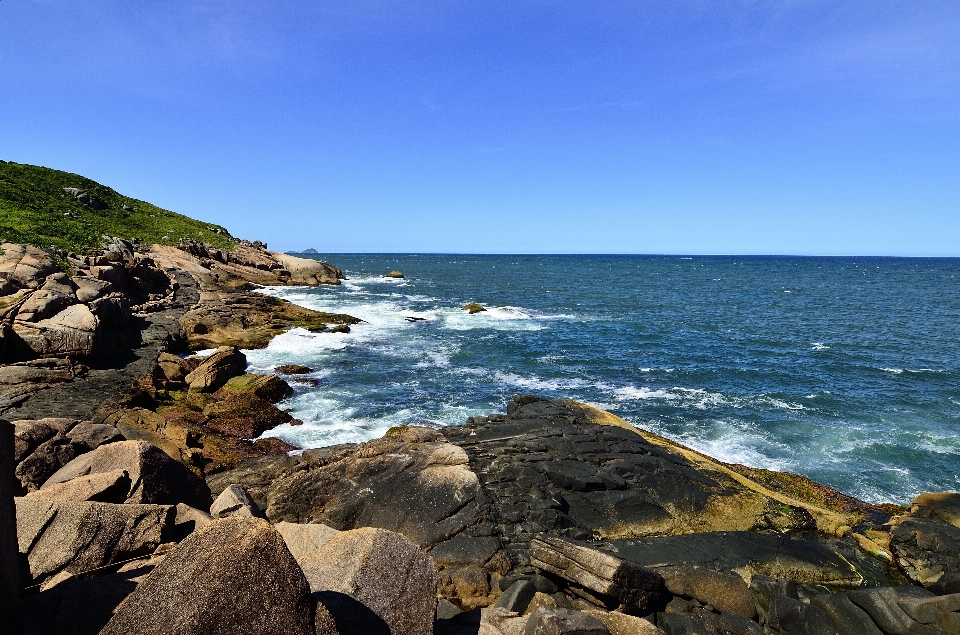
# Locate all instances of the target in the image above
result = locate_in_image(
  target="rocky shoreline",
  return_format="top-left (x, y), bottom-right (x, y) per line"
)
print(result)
top-left (1, 239), bottom-right (959, 634)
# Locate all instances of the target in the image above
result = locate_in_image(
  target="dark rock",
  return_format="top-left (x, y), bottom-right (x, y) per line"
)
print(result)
top-left (808, 593), bottom-right (884, 635)
top-left (203, 391), bottom-right (293, 438)
top-left (184, 346), bottom-right (246, 392)
top-left (66, 422), bottom-right (123, 450)
top-left (14, 498), bottom-right (172, 585)
top-left (749, 576), bottom-right (799, 625)
top-left (910, 492), bottom-right (960, 529)
top-left (431, 534), bottom-right (502, 567)
top-left (847, 585), bottom-right (938, 635)
top-left (896, 593), bottom-right (960, 634)
top-left (100, 516), bottom-right (314, 635)
top-left (891, 516), bottom-right (960, 587)
top-left (15, 568), bottom-right (142, 635)
top-left (657, 564), bottom-right (756, 619)
top-left (299, 527), bottom-right (437, 635)
top-left (523, 607), bottom-right (610, 635)
top-left (529, 535), bottom-right (663, 611)
top-left (495, 579), bottom-right (539, 613)
top-left (766, 595), bottom-right (836, 635)
top-left (276, 364), bottom-right (313, 375)
top-left (43, 440), bottom-right (212, 509)
top-left (15, 433), bottom-right (83, 492)
top-left (612, 531), bottom-right (863, 589)
top-left (1, 420), bottom-right (19, 626)
top-left (658, 612), bottom-right (710, 635)
top-left (437, 598), bottom-right (463, 620)
top-left (928, 572), bottom-right (960, 596)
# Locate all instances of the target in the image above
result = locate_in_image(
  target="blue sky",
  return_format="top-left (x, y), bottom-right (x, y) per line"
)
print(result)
top-left (1, 1), bottom-right (958, 255)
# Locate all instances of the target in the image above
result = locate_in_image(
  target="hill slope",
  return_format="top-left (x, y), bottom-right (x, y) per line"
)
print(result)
top-left (0, 160), bottom-right (235, 255)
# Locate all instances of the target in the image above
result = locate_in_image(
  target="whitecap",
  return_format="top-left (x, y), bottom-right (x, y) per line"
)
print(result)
top-left (811, 343), bottom-right (831, 350)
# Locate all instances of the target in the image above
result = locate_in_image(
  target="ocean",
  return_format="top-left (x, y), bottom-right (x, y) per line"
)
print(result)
top-left (243, 254), bottom-right (960, 505)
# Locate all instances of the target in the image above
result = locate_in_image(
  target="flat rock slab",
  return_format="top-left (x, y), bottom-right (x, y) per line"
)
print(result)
top-left (300, 527), bottom-right (437, 635)
top-left (15, 498), bottom-right (172, 585)
top-left (43, 440), bottom-right (211, 510)
top-left (274, 521), bottom-right (340, 562)
top-left (100, 516), bottom-right (314, 635)
top-left (610, 530), bottom-right (863, 588)
top-left (530, 535), bottom-right (662, 611)
top-left (26, 469), bottom-right (130, 503)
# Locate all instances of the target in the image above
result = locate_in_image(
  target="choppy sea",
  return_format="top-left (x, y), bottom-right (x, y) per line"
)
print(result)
top-left (242, 255), bottom-right (960, 505)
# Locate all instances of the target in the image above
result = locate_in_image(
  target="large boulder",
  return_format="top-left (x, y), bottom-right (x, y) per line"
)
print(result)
top-left (299, 527), bottom-right (438, 635)
top-left (202, 391), bottom-right (293, 438)
top-left (99, 516), bottom-right (314, 635)
top-left (891, 516), bottom-right (960, 587)
top-left (523, 607), bottom-right (610, 635)
top-left (213, 373), bottom-right (293, 403)
top-left (1, 420), bottom-right (19, 625)
top-left (0, 243), bottom-right (59, 289)
top-left (41, 440), bottom-right (212, 510)
top-left (14, 274), bottom-right (78, 322)
top-left (184, 346), bottom-right (246, 392)
top-left (24, 470), bottom-right (131, 503)
top-left (272, 252), bottom-right (344, 285)
top-left (15, 433), bottom-right (85, 492)
top-left (210, 484), bottom-right (264, 519)
top-left (14, 498), bottom-right (172, 585)
top-left (274, 521), bottom-right (340, 561)
top-left (12, 303), bottom-right (100, 357)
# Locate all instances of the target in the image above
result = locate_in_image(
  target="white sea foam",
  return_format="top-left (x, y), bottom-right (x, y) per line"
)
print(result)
top-left (811, 342), bottom-right (831, 350)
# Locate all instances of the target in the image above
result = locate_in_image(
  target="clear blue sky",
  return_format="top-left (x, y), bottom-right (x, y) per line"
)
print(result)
top-left (2, 1), bottom-right (958, 255)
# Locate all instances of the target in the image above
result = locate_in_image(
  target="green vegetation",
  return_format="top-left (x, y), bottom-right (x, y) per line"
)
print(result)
top-left (0, 160), bottom-right (236, 254)
top-left (462, 302), bottom-right (486, 314)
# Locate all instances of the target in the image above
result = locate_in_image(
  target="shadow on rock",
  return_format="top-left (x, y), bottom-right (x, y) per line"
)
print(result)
top-left (314, 591), bottom-right (391, 635)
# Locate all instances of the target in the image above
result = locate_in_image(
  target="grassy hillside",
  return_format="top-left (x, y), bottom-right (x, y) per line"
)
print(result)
top-left (0, 160), bottom-right (236, 255)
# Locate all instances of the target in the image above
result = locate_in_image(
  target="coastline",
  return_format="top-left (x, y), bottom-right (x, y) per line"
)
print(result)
top-left (2, 239), bottom-right (959, 634)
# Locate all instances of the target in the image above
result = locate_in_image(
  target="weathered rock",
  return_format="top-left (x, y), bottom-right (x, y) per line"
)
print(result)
top-left (266, 430), bottom-right (481, 550)
top-left (496, 580), bottom-right (539, 613)
top-left (213, 372), bottom-right (293, 403)
top-left (612, 531), bottom-right (863, 589)
top-left (274, 521), bottom-right (340, 561)
top-left (530, 535), bottom-right (663, 611)
top-left (749, 576), bottom-right (799, 626)
top-left (15, 433), bottom-right (83, 491)
top-left (66, 421), bottom-right (123, 450)
top-left (15, 567), bottom-right (142, 635)
top-left (209, 483), bottom-right (264, 518)
top-left (656, 613), bottom-right (710, 635)
top-left (0, 243), bottom-right (59, 289)
top-left (89, 292), bottom-right (132, 328)
top-left (15, 282), bottom-right (77, 322)
top-left (657, 564), bottom-right (756, 619)
top-left (808, 593), bottom-right (884, 635)
top-left (42, 440), bottom-right (212, 509)
top-left (202, 391), bottom-right (292, 438)
top-left (1, 420), bottom-right (19, 626)
top-left (100, 516), bottom-right (314, 635)
top-left (891, 516), bottom-right (960, 586)
top-left (385, 270), bottom-right (405, 278)
top-left (26, 469), bottom-right (130, 503)
top-left (299, 527), bottom-right (437, 635)
top-left (12, 303), bottom-right (100, 357)
top-left (846, 586), bottom-right (943, 635)
top-left (273, 251), bottom-right (344, 285)
top-left (276, 364), bottom-right (313, 375)
top-left (523, 607), bottom-right (610, 635)
top-left (184, 346), bottom-right (246, 392)
top-left (431, 534), bottom-right (503, 567)
top-left (463, 302), bottom-right (486, 314)
top-left (73, 275), bottom-right (113, 303)
top-left (583, 611), bottom-right (662, 635)
top-left (171, 503), bottom-right (213, 540)
top-left (911, 492), bottom-right (960, 529)
top-left (15, 498), bottom-right (172, 585)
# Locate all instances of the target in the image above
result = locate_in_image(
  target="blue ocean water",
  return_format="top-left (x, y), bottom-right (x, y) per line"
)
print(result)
top-left (244, 255), bottom-right (960, 505)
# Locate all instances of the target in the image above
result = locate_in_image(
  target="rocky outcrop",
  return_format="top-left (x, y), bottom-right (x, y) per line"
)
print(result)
top-left (1, 419), bottom-right (19, 626)
top-left (529, 536), bottom-right (662, 611)
top-left (41, 440), bottom-right (212, 509)
top-left (210, 483), bottom-right (264, 519)
top-left (99, 516), bottom-right (315, 635)
top-left (15, 497), bottom-right (172, 585)
top-left (301, 527), bottom-right (438, 635)
top-left (183, 346), bottom-right (246, 392)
